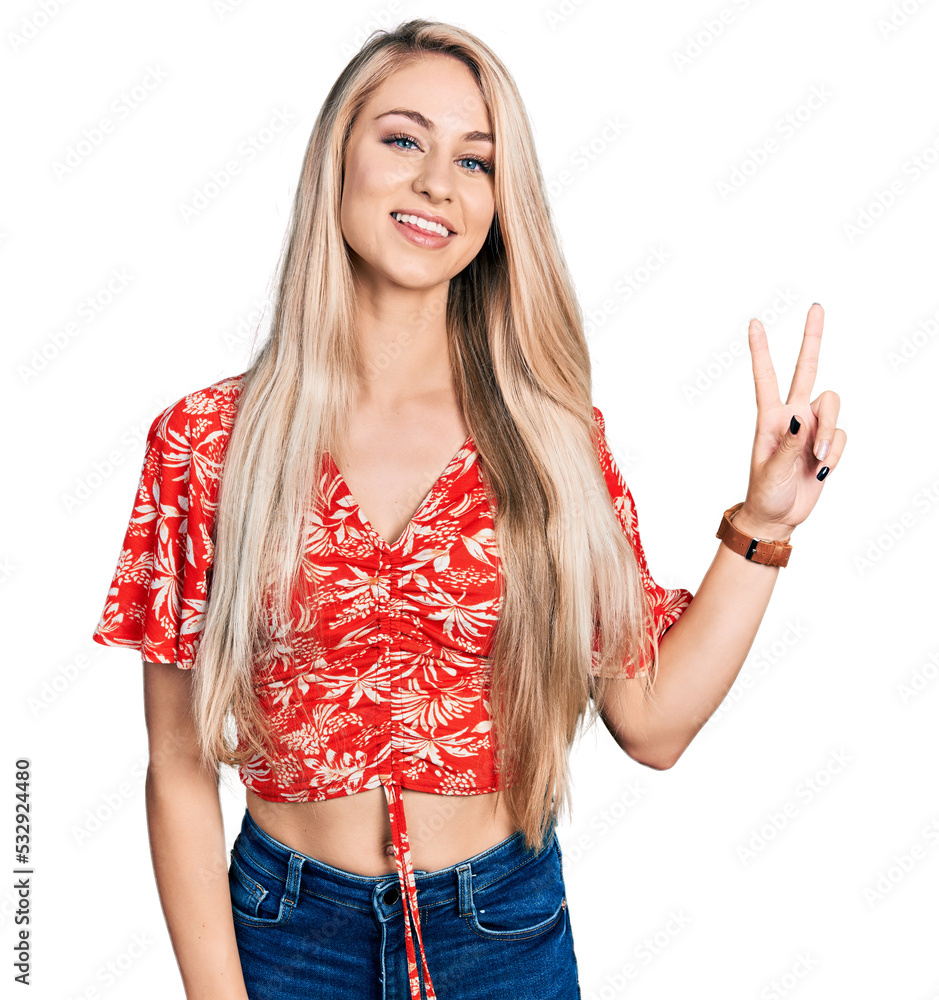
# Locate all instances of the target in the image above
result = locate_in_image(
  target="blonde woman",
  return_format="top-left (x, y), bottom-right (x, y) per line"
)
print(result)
top-left (92, 17), bottom-right (845, 1000)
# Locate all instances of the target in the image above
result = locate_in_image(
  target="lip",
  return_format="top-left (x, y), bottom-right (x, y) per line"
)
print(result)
top-left (389, 212), bottom-right (456, 249)
top-left (390, 209), bottom-right (456, 235)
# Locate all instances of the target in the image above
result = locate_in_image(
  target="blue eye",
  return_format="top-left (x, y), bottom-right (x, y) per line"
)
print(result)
top-left (387, 134), bottom-right (419, 151)
top-left (458, 155), bottom-right (493, 175)
top-left (382, 133), bottom-right (493, 175)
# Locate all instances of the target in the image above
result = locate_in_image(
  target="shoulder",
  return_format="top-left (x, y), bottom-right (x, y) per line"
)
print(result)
top-left (148, 372), bottom-right (247, 449)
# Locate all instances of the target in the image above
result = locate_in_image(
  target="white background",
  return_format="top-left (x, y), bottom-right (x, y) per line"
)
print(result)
top-left (3, 1), bottom-right (938, 998)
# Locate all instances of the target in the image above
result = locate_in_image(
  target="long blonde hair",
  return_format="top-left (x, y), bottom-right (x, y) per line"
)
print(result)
top-left (194, 17), bottom-right (661, 854)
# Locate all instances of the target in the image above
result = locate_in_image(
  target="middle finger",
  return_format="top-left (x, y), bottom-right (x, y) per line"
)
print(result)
top-left (785, 303), bottom-right (825, 405)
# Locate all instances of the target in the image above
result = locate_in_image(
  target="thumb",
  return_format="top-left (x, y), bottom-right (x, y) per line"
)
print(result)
top-left (766, 413), bottom-right (805, 475)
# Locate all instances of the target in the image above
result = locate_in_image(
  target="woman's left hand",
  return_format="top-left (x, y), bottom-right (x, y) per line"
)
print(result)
top-left (733, 302), bottom-right (847, 540)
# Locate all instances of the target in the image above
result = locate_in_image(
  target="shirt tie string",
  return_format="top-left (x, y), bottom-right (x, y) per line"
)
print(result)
top-left (379, 771), bottom-right (437, 1000)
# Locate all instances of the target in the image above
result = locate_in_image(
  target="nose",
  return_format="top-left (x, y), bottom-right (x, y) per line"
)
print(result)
top-left (412, 150), bottom-right (454, 203)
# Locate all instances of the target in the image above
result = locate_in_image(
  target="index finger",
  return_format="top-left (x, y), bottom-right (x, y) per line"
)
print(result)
top-left (786, 303), bottom-right (824, 405)
top-left (748, 318), bottom-right (780, 413)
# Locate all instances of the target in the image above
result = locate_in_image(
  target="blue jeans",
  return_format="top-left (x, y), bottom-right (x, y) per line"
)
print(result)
top-left (230, 807), bottom-right (582, 999)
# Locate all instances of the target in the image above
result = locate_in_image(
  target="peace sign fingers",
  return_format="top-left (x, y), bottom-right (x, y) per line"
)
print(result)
top-left (785, 303), bottom-right (824, 405)
top-left (747, 317), bottom-right (782, 414)
top-left (737, 300), bottom-right (844, 535)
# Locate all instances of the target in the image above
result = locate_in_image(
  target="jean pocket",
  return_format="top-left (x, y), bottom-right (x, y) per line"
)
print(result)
top-left (462, 837), bottom-right (567, 941)
top-left (228, 845), bottom-right (301, 928)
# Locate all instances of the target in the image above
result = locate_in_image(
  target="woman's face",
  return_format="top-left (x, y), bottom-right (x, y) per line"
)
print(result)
top-left (340, 53), bottom-right (496, 291)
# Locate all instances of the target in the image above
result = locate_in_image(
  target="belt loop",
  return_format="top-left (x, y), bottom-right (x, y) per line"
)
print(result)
top-left (283, 852), bottom-right (305, 912)
top-left (456, 862), bottom-right (474, 917)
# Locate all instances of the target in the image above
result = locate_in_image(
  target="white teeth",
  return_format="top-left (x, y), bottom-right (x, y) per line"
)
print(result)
top-left (393, 212), bottom-right (450, 237)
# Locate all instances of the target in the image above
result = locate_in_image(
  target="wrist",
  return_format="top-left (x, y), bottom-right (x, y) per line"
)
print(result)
top-left (730, 507), bottom-right (795, 541)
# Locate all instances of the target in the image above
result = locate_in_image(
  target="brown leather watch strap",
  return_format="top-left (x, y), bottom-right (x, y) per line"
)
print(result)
top-left (716, 501), bottom-right (792, 567)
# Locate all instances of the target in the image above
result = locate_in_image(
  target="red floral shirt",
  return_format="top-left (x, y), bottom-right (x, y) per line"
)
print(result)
top-left (92, 373), bottom-right (693, 1000)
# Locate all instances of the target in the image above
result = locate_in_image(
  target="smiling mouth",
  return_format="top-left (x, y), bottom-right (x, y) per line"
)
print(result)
top-left (389, 212), bottom-right (455, 238)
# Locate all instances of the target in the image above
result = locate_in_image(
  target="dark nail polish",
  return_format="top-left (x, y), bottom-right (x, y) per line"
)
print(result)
top-left (789, 415), bottom-right (801, 434)
top-left (816, 466), bottom-right (830, 481)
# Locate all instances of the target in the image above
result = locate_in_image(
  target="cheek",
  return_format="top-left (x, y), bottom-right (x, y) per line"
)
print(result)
top-left (466, 198), bottom-right (496, 249)
top-left (339, 168), bottom-right (382, 248)
top-left (468, 188), bottom-right (496, 231)
top-left (347, 150), bottom-right (397, 199)
top-left (341, 205), bottom-right (382, 259)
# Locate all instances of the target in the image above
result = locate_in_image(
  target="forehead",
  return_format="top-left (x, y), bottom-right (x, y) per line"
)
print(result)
top-left (361, 54), bottom-right (491, 134)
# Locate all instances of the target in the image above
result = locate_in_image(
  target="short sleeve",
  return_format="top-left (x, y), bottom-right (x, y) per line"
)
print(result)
top-left (590, 406), bottom-right (694, 678)
top-left (91, 396), bottom-right (220, 669)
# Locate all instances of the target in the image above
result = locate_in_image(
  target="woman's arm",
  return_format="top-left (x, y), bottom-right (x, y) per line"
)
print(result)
top-left (143, 662), bottom-right (249, 1000)
top-left (600, 305), bottom-right (845, 769)
top-left (601, 509), bottom-right (783, 770)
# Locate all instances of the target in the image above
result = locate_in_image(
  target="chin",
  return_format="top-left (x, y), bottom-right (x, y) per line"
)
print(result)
top-left (374, 260), bottom-right (455, 290)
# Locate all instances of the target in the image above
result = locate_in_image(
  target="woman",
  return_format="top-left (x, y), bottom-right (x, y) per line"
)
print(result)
top-left (92, 17), bottom-right (845, 1000)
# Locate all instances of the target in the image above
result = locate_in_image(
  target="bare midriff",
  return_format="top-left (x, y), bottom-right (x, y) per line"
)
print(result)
top-left (245, 786), bottom-right (519, 876)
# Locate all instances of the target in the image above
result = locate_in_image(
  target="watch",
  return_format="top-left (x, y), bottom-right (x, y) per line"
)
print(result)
top-left (716, 502), bottom-right (792, 567)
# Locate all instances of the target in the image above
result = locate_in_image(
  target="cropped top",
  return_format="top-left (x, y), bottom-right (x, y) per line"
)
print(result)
top-left (92, 373), bottom-right (693, 1000)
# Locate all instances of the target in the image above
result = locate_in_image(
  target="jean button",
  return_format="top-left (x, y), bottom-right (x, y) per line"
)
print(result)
top-left (383, 886), bottom-right (400, 905)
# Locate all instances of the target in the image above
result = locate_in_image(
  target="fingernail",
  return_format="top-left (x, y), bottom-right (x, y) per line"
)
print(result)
top-left (815, 439), bottom-right (830, 460)
top-left (817, 466), bottom-right (830, 481)
top-left (789, 415), bottom-right (801, 434)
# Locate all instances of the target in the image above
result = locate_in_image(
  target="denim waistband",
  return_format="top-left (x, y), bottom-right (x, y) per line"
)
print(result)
top-left (234, 806), bottom-right (559, 908)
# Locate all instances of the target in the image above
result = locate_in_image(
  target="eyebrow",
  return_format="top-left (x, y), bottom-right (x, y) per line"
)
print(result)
top-left (373, 109), bottom-right (494, 145)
